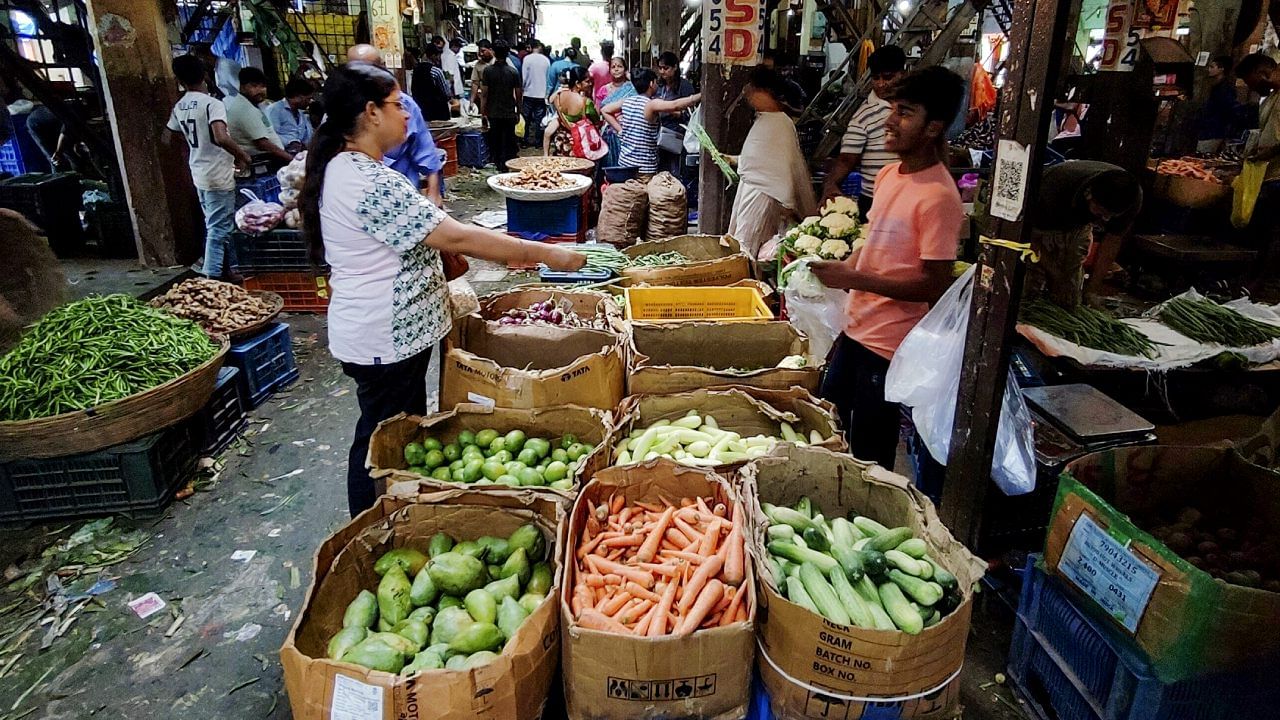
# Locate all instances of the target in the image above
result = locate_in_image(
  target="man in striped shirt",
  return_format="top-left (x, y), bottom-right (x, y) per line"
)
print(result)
top-left (821, 46), bottom-right (906, 219)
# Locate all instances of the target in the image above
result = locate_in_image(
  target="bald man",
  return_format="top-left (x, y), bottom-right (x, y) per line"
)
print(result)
top-left (346, 44), bottom-right (443, 206)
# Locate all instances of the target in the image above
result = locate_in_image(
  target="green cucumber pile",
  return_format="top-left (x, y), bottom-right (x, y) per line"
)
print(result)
top-left (327, 524), bottom-right (552, 675)
top-left (762, 497), bottom-right (962, 634)
top-left (1158, 297), bottom-right (1280, 347)
top-left (1021, 298), bottom-right (1158, 358)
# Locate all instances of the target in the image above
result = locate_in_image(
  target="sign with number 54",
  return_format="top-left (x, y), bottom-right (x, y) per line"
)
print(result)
top-left (702, 0), bottom-right (766, 66)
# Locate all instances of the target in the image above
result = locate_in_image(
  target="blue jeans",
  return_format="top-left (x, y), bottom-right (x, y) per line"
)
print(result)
top-left (521, 97), bottom-right (546, 146)
top-left (197, 188), bottom-right (237, 277)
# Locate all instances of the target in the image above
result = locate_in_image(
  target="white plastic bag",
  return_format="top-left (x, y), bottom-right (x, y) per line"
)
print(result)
top-left (235, 189), bottom-right (285, 235)
top-left (885, 266), bottom-right (1036, 496)
top-left (683, 107), bottom-right (703, 154)
top-left (780, 258), bottom-right (847, 365)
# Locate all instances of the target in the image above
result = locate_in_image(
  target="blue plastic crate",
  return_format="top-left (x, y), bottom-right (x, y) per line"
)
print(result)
top-left (195, 366), bottom-right (247, 454)
top-left (1008, 557), bottom-right (1280, 720)
top-left (457, 131), bottom-right (488, 168)
top-left (0, 140), bottom-right (24, 176)
top-left (840, 172), bottom-right (862, 198)
top-left (228, 322), bottom-right (298, 408)
top-left (0, 114), bottom-right (50, 176)
top-left (237, 174), bottom-right (281, 205)
top-left (506, 196), bottom-right (581, 235)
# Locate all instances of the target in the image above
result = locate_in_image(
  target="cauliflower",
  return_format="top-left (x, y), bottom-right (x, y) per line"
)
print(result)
top-left (821, 196), bottom-right (859, 217)
top-left (798, 215), bottom-right (825, 235)
top-left (794, 234), bottom-right (823, 253)
top-left (776, 354), bottom-right (808, 369)
top-left (818, 212), bottom-right (858, 238)
top-left (819, 238), bottom-right (852, 259)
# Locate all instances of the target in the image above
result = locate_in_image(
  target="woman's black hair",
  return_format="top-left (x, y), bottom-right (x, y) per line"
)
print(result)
top-left (746, 66), bottom-right (788, 103)
top-left (300, 62), bottom-right (398, 263)
top-left (658, 51), bottom-right (680, 71)
top-left (566, 66), bottom-right (590, 88)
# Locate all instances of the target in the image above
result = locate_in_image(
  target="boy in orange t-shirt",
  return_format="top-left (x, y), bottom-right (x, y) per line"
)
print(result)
top-left (812, 67), bottom-right (965, 470)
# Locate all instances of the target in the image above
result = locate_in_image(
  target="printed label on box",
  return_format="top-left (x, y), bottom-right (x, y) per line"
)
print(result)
top-left (1058, 513), bottom-right (1159, 633)
top-left (330, 674), bottom-right (384, 720)
top-left (606, 674), bottom-right (716, 702)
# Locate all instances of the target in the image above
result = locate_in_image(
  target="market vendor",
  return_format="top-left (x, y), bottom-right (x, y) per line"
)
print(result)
top-left (1238, 53), bottom-right (1280, 290)
top-left (1025, 160), bottom-right (1142, 308)
top-left (298, 62), bottom-right (587, 516)
top-left (810, 67), bottom-right (965, 470)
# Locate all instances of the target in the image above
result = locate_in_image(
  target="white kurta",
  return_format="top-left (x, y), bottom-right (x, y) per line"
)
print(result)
top-left (727, 111), bottom-right (817, 258)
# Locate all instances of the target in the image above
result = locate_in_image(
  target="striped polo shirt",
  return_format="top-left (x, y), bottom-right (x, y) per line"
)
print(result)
top-left (618, 95), bottom-right (659, 174)
top-left (840, 91), bottom-right (896, 198)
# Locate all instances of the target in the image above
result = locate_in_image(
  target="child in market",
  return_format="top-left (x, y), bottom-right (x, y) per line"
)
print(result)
top-left (165, 54), bottom-right (252, 280)
top-left (810, 66), bottom-right (965, 476)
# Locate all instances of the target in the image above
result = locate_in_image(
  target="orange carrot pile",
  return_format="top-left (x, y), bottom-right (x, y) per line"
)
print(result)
top-left (571, 492), bottom-right (749, 636)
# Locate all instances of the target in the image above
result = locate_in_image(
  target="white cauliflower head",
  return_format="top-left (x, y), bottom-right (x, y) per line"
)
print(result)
top-left (818, 212), bottom-right (858, 238)
top-left (819, 238), bottom-right (852, 259)
top-left (794, 234), bottom-right (823, 253)
top-left (821, 196), bottom-right (859, 217)
top-left (798, 215), bottom-right (824, 234)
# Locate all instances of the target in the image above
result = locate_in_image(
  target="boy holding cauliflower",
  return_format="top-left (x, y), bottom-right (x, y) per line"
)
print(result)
top-left (811, 67), bottom-right (965, 471)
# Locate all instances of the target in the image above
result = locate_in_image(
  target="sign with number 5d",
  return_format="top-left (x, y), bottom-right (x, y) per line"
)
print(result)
top-left (703, 0), bottom-right (766, 66)
top-left (1099, 0), bottom-right (1139, 72)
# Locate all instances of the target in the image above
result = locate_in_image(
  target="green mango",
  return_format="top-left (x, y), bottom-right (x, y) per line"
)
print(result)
top-left (403, 442), bottom-right (427, 467)
top-left (464, 589), bottom-right (498, 625)
top-left (393, 619), bottom-right (430, 648)
top-left (377, 565), bottom-right (413, 627)
top-left (507, 524), bottom-right (546, 563)
top-left (483, 574), bottom-right (521, 603)
top-left (375, 548), bottom-right (429, 577)
top-left (452, 540), bottom-right (486, 560)
top-left (463, 651), bottom-right (500, 669)
top-left (498, 547), bottom-right (531, 587)
top-left (400, 648), bottom-right (445, 676)
top-left (487, 564), bottom-right (502, 581)
top-left (445, 653), bottom-right (469, 670)
top-left (410, 567), bottom-right (438, 607)
top-left (369, 631), bottom-right (420, 656)
top-left (326, 626), bottom-right (367, 660)
top-left (429, 606), bottom-right (475, 646)
top-left (497, 595), bottom-right (530, 640)
top-left (475, 536), bottom-right (511, 564)
top-left (407, 606), bottom-right (436, 625)
top-left (430, 466), bottom-right (452, 482)
top-left (343, 589), bottom-right (379, 629)
top-left (436, 595), bottom-right (464, 611)
top-left (426, 552), bottom-right (488, 595)
top-left (448, 622), bottom-right (504, 654)
top-left (527, 562), bottom-right (553, 597)
top-left (428, 532), bottom-right (455, 558)
top-left (518, 592), bottom-right (545, 616)
top-left (341, 638), bottom-right (404, 673)
top-left (495, 474), bottom-right (520, 487)
top-left (425, 642), bottom-right (452, 658)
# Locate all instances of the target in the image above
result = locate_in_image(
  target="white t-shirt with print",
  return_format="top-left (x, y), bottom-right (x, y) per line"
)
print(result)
top-left (166, 92), bottom-right (236, 191)
top-left (225, 93), bottom-right (284, 156)
top-left (321, 152), bottom-right (451, 365)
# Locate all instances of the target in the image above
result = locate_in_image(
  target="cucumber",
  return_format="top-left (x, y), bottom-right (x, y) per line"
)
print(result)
top-left (896, 538), bottom-right (929, 559)
top-left (829, 544), bottom-right (865, 582)
top-left (853, 538), bottom-right (871, 551)
top-left (867, 527), bottom-right (915, 553)
top-left (798, 563), bottom-right (850, 624)
top-left (916, 558), bottom-right (933, 580)
top-left (887, 569), bottom-right (944, 606)
top-left (855, 575), bottom-right (896, 630)
top-left (852, 515), bottom-right (890, 537)
top-left (802, 527), bottom-right (831, 553)
top-left (828, 565), bottom-right (874, 628)
top-left (767, 541), bottom-right (840, 574)
top-left (795, 496), bottom-right (814, 518)
top-left (785, 575), bottom-right (820, 614)
top-left (885, 550), bottom-right (925, 576)
top-left (769, 557), bottom-right (786, 586)
top-left (859, 550), bottom-right (887, 578)
top-left (830, 517), bottom-right (858, 548)
top-left (923, 609), bottom-right (942, 628)
top-left (767, 525), bottom-right (796, 542)
top-left (793, 534), bottom-right (808, 550)
top-left (924, 557), bottom-right (958, 592)
top-left (766, 506), bottom-right (817, 534)
top-left (878, 582), bottom-right (924, 634)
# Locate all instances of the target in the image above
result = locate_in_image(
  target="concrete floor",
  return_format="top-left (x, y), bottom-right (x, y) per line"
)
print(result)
top-left (0, 164), bottom-right (1031, 720)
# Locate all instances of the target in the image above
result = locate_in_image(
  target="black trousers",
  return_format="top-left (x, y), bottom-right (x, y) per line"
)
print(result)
top-left (341, 348), bottom-right (432, 517)
top-left (487, 117), bottom-right (519, 169)
top-left (820, 334), bottom-right (901, 470)
top-left (857, 193), bottom-right (873, 222)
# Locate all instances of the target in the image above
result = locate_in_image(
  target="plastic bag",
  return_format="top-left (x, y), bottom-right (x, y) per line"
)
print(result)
top-left (683, 107), bottom-right (702, 154)
top-left (447, 277), bottom-right (479, 320)
top-left (235, 189), bottom-right (285, 235)
top-left (779, 258), bottom-right (847, 365)
top-left (884, 266), bottom-right (1036, 496)
top-left (1232, 159), bottom-right (1267, 228)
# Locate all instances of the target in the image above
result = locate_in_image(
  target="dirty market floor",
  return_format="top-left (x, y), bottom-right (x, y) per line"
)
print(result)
top-left (0, 163), bottom-right (1030, 720)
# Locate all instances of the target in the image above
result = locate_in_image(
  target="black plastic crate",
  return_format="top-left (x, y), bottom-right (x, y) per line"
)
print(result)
top-left (0, 420), bottom-right (200, 523)
top-left (0, 172), bottom-right (83, 254)
top-left (232, 229), bottom-right (313, 272)
top-left (229, 322), bottom-right (299, 408)
top-left (195, 366), bottom-right (247, 454)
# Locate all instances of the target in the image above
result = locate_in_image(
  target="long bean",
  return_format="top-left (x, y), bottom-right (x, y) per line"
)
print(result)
top-left (1021, 298), bottom-right (1158, 358)
top-left (1157, 297), bottom-right (1280, 347)
top-left (0, 294), bottom-right (217, 421)
top-left (628, 251), bottom-right (689, 267)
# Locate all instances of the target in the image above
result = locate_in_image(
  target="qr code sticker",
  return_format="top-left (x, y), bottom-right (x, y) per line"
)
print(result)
top-left (996, 158), bottom-right (1025, 204)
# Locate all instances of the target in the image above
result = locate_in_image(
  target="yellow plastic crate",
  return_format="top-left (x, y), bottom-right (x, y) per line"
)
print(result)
top-left (624, 286), bottom-right (773, 323)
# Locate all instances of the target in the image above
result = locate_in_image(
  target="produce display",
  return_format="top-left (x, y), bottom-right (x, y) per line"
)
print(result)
top-left (626, 251), bottom-right (690, 267)
top-left (1158, 297), bottom-right (1280, 347)
top-left (1021, 297), bottom-right (1159, 358)
top-left (0, 294), bottom-right (218, 421)
top-left (495, 297), bottom-right (613, 330)
top-left (1144, 506), bottom-right (1279, 592)
top-left (402, 429), bottom-right (595, 490)
top-left (570, 492), bottom-right (748, 635)
top-left (778, 198), bottom-right (859, 262)
top-left (326, 524), bottom-right (553, 674)
top-left (571, 245), bottom-right (691, 273)
top-left (496, 167), bottom-right (578, 191)
top-left (612, 411), bottom-right (829, 467)
top-left (150, 278), bottom-right (277, 336)
top-left (1156, 157), bottom-right (1226, 184)
top-left (277, 152), bottom-right (306, 227)
top-left (760, 497), bottom-right (962, 634)
top-left (513, 156), bottom-right (589, 172)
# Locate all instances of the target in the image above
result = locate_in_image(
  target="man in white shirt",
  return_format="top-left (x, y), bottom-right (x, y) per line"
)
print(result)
top-left (444, 36), bottom-right (466, 99)
top-left (225, 66), bottom-right (293, 164)
top-left (520, 39), bottom-right (551, 147)
top-left (165, 55), bottom-right (252, 279)
top-left (821, 45), bottom-right (906, 219)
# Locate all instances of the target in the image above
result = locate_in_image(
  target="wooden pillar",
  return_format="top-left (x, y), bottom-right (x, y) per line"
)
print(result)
top-left (651, 0), bottom-right (681, 57)
top-left (696, 64), bottom-right (752, 234)
top-left (86, 0), bottom-right (203, 265)
top-left (941, 0), bottom-right (1074, 548)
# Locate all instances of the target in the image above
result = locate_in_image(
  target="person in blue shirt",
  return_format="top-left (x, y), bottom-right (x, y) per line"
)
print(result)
top-left (547, 49), bottom-right (578, 96)
top-left (266, 78), bottom-right (316, 153)
top-left (508, 40), bottom-right (524, 75)
top-left (347, 44), bottom-right (443, 206)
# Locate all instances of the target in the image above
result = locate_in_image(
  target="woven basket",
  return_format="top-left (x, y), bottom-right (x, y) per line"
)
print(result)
top-left (0, 339), bottom-right (230, 461)
top-left (505, 156), bottom-right (596, 175)
top-left (228, 291), bottom-right (284, 341)
top-left (487, 172), bottom-right (592, 202)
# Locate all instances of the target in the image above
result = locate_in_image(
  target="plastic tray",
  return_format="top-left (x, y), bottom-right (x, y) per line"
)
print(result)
top-left (0, 421), bottom-right (200, 523)
top-left (1008, 556), bottom-right (1280, 720)
top-left (232, 229), bottom-right (313, 272)
top-left (229, 322), bottom-right (298, 408)
top-left (625, 286), bottom-right (773, 323)
top-left (196, 366), bottom-right (247, 454)
top-left (242, 272), bottom-right (330, 313)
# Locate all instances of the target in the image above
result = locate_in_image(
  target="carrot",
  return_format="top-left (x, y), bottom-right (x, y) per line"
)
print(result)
top-left (712, 587), bottom-right (734, 614)
top-left (698, 517), bottom-right (723, 556)
top-left (591, 557), bottom-right (656, 588)
top-left (648, 571), bottom-right (680, 637)
top-left (633, 603), bottom-right (658, 636)
top-left (675, 507), bottom-right (706, 525)
top-left (638, 562), bottom-right (681, 576)
top-left (676, 579), bottom-right (724, 635)
top-left (600, 534), bottom-right (645, 548)
top-left (578, 609), bottom-right (630, 634)
top-left (722, 523), bottom-right (745, 586)
top-left (634, 500), bottom-right (665, 513)
top-left (617, 598), bottom-right (653, 624)
top-left (577, 533), bottom-right (606, 560)
top-left (658, 549), bottom-right (706, 565)
top-left (695, 496), bottom-right (714, 517)
top-left (636, 506), bottom-right (674, 563)
top-left (572, 583), bottom-right (592, 615)
top-left (664, 529), bottom-right (690, 547)
top-left (679, 497), bottom-right (696, 508)
top-left (720, 580), bottom-right (748, 626)
top-left (672, 517), bottom-right (703, 545)
top-left (609, 494), bottom-right (626, 515)
top-left (678, 555), bottom-right (724, 613)
top-left (617, 507), bottom-right (634, 525)
top-left (583, 573), bottom-right (609, 588)
top-left (712, 502), bottom-right (728, 517)
top-left (625, 582), bottom-right (662, 603)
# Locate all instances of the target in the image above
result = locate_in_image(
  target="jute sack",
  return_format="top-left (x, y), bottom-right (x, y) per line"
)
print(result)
top-left (645, 171), bottom-right (687, 241)
top-left (598, 179), bottom-right (649, 247)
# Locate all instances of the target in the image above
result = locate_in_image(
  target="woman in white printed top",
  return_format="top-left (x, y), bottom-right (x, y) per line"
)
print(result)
top-left (299, 63), bottom-right (585, 517)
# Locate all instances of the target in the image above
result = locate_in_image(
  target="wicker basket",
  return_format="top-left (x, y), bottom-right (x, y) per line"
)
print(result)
top-left (228, 291), bottom-right (284, 341)
top-left (505, 156), bottom-right (596, 175)
top-left (0, 340), bottom-right (230, 461)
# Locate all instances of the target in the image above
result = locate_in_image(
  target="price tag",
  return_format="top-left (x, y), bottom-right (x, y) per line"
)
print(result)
top-left (1058, 514), bottom-right (1159, 633)
top-left (330, 674), bottom-right (384, 720)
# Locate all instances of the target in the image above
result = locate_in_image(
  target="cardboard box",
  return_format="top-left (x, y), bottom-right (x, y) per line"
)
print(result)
top-left (1045, 445), bottom-right (1280, 682)
top-left (628, 320), bottom-right (820, 395)
top-left (619, 234), bottom-right (753, 287)
top-left (560, 461), bottom-right (756, 719)
top-left (1233, 404), bottom-right (1280, 478)
top-left (368, 405), bottom-right (614, 498)
top-left (281, 489), bottom-right (565, 720)
top-left (475, 287), bottom-right (626, 335)
top-left (442, 315), bottom-right (626, 410)
top-left (740, 445), bottom-right (984, 719)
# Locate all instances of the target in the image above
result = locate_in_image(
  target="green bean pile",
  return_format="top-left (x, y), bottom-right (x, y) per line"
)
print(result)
top-left (628, 251), bottom-right (690, 267)
top-left (1159, 297), bottom-right (1280, 347)
top-left (0, 294), bottom-right (217, 421)
top-left (1021, 298), bottom-right (1159, 358)
top-left (575, 245), bottom-right (631, 272)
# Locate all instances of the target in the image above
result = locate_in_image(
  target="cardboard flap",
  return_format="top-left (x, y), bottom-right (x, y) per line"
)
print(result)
top-left (621, 234), bottom-right (743, 261)
top-left (629, 320), bottom-right (809, 374)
